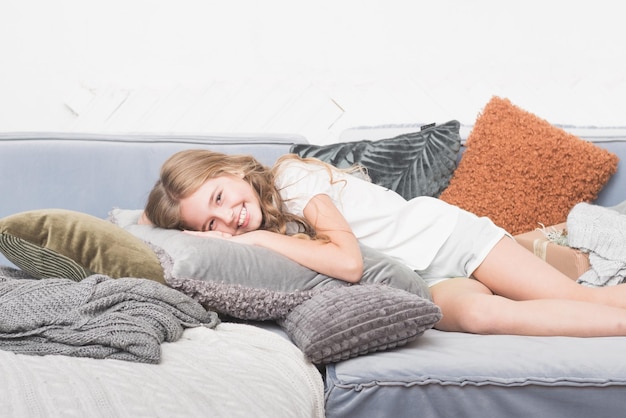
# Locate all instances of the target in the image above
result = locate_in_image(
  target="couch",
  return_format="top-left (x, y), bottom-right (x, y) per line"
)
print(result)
top-left (1, 97), bottom-right (626, 417)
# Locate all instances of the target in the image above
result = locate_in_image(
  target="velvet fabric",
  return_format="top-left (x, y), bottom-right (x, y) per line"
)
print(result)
top-left (291, 120), bottom-right (462, 200)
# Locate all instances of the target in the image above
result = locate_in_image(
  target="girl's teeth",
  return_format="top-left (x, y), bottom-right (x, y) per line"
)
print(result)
top-left (238, 207), bottom-right (247, 227)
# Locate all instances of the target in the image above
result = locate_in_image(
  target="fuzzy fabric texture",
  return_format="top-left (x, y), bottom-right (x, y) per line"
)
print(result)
top-left (440, 97), bottom-right (619, 235)
top-left (165, 274), bottom-right (321, 321)
top-left (0, 267), bottom-right (219, 363)
top-left (567, 202), bottom-right (626, 287)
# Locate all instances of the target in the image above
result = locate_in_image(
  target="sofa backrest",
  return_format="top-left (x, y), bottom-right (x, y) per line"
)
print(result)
top-left (590, 139), bottom-right (626, 207)
top-left (0, 132), bottom-right (307, 221)
top-left (1, 130), bottom-right (625, 267)
top-left (339, 124), bottom-right (626, 207)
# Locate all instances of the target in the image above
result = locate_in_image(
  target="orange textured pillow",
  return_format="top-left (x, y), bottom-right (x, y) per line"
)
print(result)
top-left (439, 97), bottom-right (619, 235)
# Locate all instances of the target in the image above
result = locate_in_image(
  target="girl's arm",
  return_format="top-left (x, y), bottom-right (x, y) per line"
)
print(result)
top-left (271, 193), bottom-right (363, 282)
top-left (195, 193), bottom-right (364, 283)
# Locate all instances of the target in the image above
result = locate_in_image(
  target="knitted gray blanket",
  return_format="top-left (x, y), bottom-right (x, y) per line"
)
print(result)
top-left (0, 266), bottom-right (219, 363)
top-left (567, 202), bottom-right (626, 287)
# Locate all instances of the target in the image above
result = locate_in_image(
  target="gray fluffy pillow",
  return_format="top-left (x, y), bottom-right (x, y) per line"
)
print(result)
top-left (279, 284), bottom-right (441, 364)
top-left (290, 120), bottom-right (461, 199)
top-left (110, 209), bottom-right (432, 320)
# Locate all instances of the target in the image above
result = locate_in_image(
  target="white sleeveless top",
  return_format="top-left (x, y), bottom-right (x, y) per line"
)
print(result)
top-left (274, 160), bottom-right (459, 271)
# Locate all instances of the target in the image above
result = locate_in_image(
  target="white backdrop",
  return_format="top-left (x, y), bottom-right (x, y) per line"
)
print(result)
top-left (1, 0), bottom-right (625, 144)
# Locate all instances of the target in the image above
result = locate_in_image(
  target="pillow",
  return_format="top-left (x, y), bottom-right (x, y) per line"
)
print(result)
top-left (290, 120), bottom-right (462, 199)
top-left (0, 209), bottom-right (165, 283)
top-left (109, 208), bottom-right (432, 319)
top-left (439, 97), bottom-right (619, 235)
top-left (279, 284), bottom-right (441, 365)
top-left (111, 208), bottom-right (439, 362)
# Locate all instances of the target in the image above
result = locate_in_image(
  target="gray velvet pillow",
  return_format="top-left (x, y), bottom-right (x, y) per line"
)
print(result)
top-left (279, 284), bottom-right (442, 364)
top-left (109, 209), bottom-right (432, 319)
top-left (290, 120), bottom-right (461, 199)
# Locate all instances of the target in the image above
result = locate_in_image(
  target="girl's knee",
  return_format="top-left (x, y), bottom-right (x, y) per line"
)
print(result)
top-left (431, 280), bottom-right (501, 334)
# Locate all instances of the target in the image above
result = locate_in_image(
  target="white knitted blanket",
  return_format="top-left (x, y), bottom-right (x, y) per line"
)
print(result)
top-left (0, 267), bottom-right (219, 363)
top-left (567, 202), bottom-right (626, 287)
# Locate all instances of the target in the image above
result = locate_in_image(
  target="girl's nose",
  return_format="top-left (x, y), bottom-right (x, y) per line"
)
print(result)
top-left (218, 207), bottom-right (235, 224)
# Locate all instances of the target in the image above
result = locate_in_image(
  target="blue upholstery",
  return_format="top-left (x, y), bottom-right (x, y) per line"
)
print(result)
top-left (0, 132), bottom-right (306, 266)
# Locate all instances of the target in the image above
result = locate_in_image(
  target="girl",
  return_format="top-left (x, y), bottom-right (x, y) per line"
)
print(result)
top-left (143, 149), bottom-right (626, 337)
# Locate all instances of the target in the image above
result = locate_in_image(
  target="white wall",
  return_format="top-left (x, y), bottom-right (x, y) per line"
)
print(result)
top-left (1, 0), bottom-right (625, 144)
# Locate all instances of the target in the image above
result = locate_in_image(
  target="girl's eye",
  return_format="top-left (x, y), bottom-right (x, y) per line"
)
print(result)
top-left (208, 219), bottom-right (215, 231)
top-left (216, 193), bottom-right (222, 204)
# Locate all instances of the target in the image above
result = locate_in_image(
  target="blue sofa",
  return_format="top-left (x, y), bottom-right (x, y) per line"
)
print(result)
top-left (1, 129), bottom-right (626, 417)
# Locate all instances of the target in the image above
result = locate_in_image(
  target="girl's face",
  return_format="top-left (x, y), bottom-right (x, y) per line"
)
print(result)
top-left (179, 173), bottom-right (263, 235)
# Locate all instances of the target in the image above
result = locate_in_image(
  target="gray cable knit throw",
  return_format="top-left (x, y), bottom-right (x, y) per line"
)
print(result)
top-left (0, 266), bottom-right (219, 363)
top-left (567, 202), bottom-right (626, 287)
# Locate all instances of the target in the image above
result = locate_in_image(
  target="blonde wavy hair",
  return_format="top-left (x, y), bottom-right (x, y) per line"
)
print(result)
top-left (144, 149), bottom-right (319, 238)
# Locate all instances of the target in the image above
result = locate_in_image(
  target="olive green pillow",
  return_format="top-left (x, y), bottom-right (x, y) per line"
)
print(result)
top-left (0, 209), bottom-right (164, 283)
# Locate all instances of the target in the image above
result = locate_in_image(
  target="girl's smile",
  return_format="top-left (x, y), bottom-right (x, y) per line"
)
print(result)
top-left (179, 173), bottom-right (262, 236)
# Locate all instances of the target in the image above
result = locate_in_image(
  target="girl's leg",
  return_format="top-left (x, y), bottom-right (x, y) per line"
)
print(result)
top-left (430, 278), bottom-right (626, 336)
top-left (473, 237), bottom-right (626, 309)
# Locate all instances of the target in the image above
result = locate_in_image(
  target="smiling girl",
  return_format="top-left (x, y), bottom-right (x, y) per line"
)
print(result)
top-left (143, 149), bottom-right (626, 337)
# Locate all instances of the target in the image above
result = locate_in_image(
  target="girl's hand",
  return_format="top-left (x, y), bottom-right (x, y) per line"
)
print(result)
top-left (138, 211), bottom-right (153, 225)
top-left (183, 229), bottom-right (264, 245)
top-left (183, 230), bottom-right (233, 239)
top-left (228, 230), bottom-right (268, 245)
